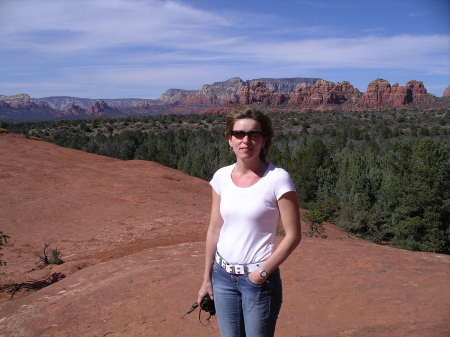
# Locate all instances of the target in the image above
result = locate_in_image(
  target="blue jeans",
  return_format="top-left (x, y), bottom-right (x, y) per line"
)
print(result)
top-left (212, 261), bottom-right (283, 337)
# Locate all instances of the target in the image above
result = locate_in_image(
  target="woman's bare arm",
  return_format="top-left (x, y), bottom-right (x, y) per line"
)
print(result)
top-left (197, 188), bottom-right (223, 305)
top-left (248, 191), bottom-right (301, 283)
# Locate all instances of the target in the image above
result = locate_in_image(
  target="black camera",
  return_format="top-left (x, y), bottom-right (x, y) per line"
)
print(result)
top-left (200, 295), bottom-right (216, 315)
top-left (182, 294), bottom-right (216, 325)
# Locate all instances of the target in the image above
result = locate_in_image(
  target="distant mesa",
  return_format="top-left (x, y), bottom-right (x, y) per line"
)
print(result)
top-left (1, 77), bottom-right (449, 122)
top-left (239, 79), bottom-right (360, 110)
top-left (57, 100), bottom-right (122, 118)
top-left (62, 102), bottom-right (85, 117)
top-left (157, 77), bottom-right (320, 106)
top-left (359, 79), bottom-right (428, 108)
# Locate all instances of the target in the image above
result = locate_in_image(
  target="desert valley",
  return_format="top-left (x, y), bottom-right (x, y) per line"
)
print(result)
top-left (2, 0), bottom-right (449, 334)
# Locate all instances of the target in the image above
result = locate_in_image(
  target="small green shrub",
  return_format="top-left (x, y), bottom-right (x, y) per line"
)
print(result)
top-left (302, 210), bottom-right (326, 238)
top-left (0, 231), bottom-right (10, 266)
top-left (37, 243), bottom-right (63, 266)
top-left (276, 222), bottom-right (285, 236)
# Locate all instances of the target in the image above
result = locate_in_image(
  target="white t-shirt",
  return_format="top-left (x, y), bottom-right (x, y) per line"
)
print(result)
top-left (210, 163), bottom-right (296, 264)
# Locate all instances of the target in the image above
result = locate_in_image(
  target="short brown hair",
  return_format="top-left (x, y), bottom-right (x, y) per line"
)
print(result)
top-left (225, 105), bottom-right (274, 161)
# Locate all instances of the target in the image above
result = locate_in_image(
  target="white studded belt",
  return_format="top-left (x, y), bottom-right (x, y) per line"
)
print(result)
top-left (215, 252), bottom-right (264, 275)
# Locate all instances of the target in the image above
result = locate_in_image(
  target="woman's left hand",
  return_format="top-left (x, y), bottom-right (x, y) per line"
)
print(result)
top-left (248, 269), bottom-right (267, 284)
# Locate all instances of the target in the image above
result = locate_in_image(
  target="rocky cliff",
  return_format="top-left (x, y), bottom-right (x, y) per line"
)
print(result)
top-left (237, 79), bottom-right (359, 107)
top-left (288, 80), bottom-right (360, 107)
top-left (359, 79), bottom-right (428, 108)
top-left (248, 77), bottom-right (320, 93)
top-left (85, 100), bottom-right (119, 117)
top-left (56, 100), bottom-right (122, 118)
top-left (0, 94), bottom-right (57, 121)
top-left (0, 93), bottom-right (31, 102)
top-left (34, 96), bottom-right (159, 111)
top-left (240, 81), bottom-right (289, 106)
top-left (443, 85), bottom-right (450, 97)
top-left (159, 77), bottom-right (320, 106)
top-left (1, 78), bottom-right (449, 122)
top-left (157, 88), bottom-right (197, 104)
top-left (237, 79), bottom-right (435, 111)
top-left (58, 102), bottom-right (86, 118)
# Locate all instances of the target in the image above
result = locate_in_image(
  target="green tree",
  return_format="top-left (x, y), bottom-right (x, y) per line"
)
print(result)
top-left (392, 138), bottom-right (450, 252)
top-left (334, 145), bottom-right (382, 232)
top-left (290, 139), bottom-right (331, 206)
top-left (301, 210), bottom-right (326, 237)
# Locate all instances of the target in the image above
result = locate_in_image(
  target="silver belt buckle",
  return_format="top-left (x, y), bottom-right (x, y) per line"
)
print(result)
top-left (219, 254), bottom-right (247, 275)
top-left (234, 264), bottom-right (245, 275)
top-left (225, 263), bottom-right (246, 275)
top-left (221, 259), bottom-right (227, 269)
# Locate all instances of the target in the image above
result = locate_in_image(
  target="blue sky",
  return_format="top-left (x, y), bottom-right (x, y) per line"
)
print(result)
top-left (1, 0), bottom-right (449, 99)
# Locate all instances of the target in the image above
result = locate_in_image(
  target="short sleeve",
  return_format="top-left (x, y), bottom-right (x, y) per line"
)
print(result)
top-left (210, 170), bottom-right (221, 196)
top-left (210, 164), bottom-right (234, 196)
top-left (274, 168), bottom-right (296, 200)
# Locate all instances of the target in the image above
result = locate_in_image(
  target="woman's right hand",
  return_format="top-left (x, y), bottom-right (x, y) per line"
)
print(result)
top-left (197, 279), bottom-right (213, 307)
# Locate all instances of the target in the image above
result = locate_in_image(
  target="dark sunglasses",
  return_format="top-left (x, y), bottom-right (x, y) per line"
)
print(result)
top-left (230, 130), bottom-right (263, 140)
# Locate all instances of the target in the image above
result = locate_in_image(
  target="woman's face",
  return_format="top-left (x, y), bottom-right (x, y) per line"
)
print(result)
top-left (228, 118), bottom-right (264, 161)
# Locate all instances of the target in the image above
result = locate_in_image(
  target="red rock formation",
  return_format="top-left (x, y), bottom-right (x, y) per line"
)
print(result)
top-left (240, 82), bottom-right (270, 105)
top-left (179, 95), bottom-right (218, 105)
top-left (1, 78), bottom-right (446, 122)
top-left (0, 94), bottom-right (56, 121)
top-left (157, 89), bottom-right (197, 104)
top-left (288, 80), bottom-right (360, 107)
top-left (85, 100), bottom-right (118, 116)
top-left (160, 77), bottom-right (314, 107)
top-left (3, 93), bottom-right (31, 102)
top-left (240, 82), bottom-right (289, 106)
top-left (160, 78), bottom-right (244, 106)
top-left (248, 77), bottom-right (320, 94)
top-left (359, 79), bottom-right (392, 107)
top-left (6, 100), bottom-right (50, 110)
top-left (61, 102), bottom-right (86, 117)
top-left (360, 79), bottom-right (428, 108)
top-left (390, 83), bottom-right (408, 108)
top-left (443, 85), bottom-right (450, 97)
top-left (406, 80), bottom-right (427, 103)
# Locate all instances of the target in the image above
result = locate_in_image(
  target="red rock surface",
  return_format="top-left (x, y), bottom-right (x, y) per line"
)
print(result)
top-left (288, 80), bottom-right (359, 107)
top-left (3, 79), bottom-right (449, 122)
top-left (57, 100), bottom-right (123, 118)
top-left (84, 99), bottom-right (119, 116)
top-left (240, 81), bottom-right (289, 106)
top-left (359, 79), bottom-right (428, 108)
top-left (0, 131), bottom-right (449, 337)
top-left (443, 85), bottom-right (450, 97)
top-left (59, 102), bottom-right (86, 117)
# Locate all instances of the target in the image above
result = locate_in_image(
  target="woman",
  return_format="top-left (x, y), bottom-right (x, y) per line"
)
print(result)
top-left (197, 106), bottom-right (301, 337)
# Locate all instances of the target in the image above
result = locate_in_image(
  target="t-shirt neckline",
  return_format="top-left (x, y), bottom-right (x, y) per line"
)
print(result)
top-left (229, 162), bottom-right (273, 189)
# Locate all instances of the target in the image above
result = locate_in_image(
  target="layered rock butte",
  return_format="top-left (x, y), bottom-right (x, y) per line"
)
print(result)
top-left (0, 129), bottom-right (449, 337)
top-left (1, 78), bottom-right (449, 121)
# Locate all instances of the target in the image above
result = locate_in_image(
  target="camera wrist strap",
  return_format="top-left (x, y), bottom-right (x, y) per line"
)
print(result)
top-left (182, 302), bottom-right (212, 326)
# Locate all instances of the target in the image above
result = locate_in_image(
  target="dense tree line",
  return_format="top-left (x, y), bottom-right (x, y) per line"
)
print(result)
top-left (2, 109), bottom-right (449, 253)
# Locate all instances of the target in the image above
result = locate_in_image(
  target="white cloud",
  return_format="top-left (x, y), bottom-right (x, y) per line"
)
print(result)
top-left (0, 0), bottom-right (449, 98)
top-left (2, 0), bottom-right (449, 71)
top-left (407, 12), bottom-right (422, 18)
top-left (1, 0), bottom-right (232, 55)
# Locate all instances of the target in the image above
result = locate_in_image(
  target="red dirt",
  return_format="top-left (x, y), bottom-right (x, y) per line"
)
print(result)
top-left (0, 131), bottom-right (449, 336)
